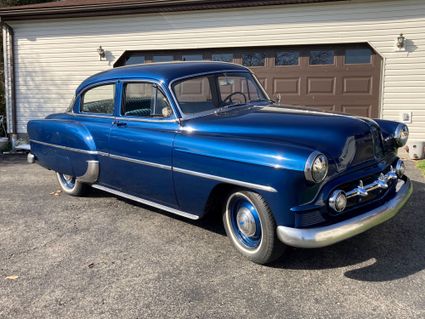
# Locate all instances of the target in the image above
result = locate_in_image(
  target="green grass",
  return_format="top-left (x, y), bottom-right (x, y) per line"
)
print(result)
top-left (417, 160), bottom-right (425, 176)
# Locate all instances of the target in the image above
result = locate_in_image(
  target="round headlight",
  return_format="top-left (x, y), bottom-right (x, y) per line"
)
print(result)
top-left (395, 159), bottom-right (406, 178)
top-left (305, 152), bottom-right (328, 183)
top-left (329, 190), bottom-right (347, 213)
top-left (394, 124), bottom-right (409, 147)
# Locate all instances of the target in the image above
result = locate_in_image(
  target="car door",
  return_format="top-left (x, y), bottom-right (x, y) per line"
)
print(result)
top-left (106, 80), bottom-right (179, 207)
top-left (75, 81), bottom-right (118, 185)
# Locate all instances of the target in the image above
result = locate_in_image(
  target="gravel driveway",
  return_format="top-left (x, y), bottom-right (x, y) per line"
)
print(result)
top-left (1, 154), bottom-right (424, 318)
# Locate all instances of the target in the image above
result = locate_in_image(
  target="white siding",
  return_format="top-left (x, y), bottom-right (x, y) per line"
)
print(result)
top-left (6, 0), bottom-right (425, 141)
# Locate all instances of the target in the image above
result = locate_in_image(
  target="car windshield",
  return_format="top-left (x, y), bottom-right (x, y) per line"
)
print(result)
top-left (172, 72), bottom-right (270, 115)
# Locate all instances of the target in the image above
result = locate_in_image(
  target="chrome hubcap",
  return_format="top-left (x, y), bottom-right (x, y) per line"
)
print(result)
top-left (63, 175), bottom-right (73, 182)
top-left (227, 193), bottom-right (262, 250)
top-left (59, 173), bottom-right (76, 189)
top-left (236, 207), bottom-right (256, 237)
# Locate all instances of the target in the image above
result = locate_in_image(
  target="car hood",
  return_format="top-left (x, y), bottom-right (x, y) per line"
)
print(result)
top-left (183, 105), bottom-right (383, 170)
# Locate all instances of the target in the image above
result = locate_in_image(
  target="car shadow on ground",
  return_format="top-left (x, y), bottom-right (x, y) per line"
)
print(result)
top-left (270, 179), bottom-right (425, 282)
top-left (115, 180), bottom-right (425, 282)
top-left (5, 154), bottom-right (424, 282)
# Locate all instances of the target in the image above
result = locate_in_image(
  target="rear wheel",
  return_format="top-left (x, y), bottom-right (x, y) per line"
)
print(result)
top-left (56, 173), bottom-right (88, 196)
top-left (223, 190), bottom-right (285, 264)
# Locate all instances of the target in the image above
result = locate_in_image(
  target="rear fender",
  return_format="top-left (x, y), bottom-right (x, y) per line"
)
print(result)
top-left (28, 119), bottom-right (98, 179)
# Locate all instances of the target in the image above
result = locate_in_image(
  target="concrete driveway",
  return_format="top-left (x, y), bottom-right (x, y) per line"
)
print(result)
top-left (1, 154), bottom-right (424, 318)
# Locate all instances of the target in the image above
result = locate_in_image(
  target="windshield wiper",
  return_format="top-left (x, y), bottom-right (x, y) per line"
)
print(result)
top-left (249, 98), bottom-right (275, 104)
top-left (222, 102), bottom-right (245, 108)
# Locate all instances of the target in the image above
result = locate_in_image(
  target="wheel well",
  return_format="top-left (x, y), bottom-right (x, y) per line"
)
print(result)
top-left (204, 183), bottom-right (239, 216)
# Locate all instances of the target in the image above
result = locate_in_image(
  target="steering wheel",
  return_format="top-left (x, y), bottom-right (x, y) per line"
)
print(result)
top-left (223, 92), bottom-right (247, 105)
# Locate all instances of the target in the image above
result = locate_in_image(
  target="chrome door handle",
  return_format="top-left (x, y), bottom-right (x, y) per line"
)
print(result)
top-left (112, 120), bottom-right (127, 127)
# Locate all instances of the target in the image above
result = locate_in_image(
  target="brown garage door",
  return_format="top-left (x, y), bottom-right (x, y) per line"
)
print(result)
top-left (114, 44), bottom-right (382, 117)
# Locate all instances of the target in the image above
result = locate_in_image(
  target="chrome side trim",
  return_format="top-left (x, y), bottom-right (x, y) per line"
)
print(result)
top-left (108, 153), bottom-right (172, 170)
top-left (76, 160), bottom-right (99, 184)
top-left (30, 139), bottom-right (98, 155)
top-left (91, 184), bottom-right (200, 220)
top-left (173, 167), bottom-right (277, 193)
top-left (71, 113), bottom-right (114, 119)
top-left (30, 139), bottom-right (276, 192)
top-left (277, 178), bottom-right (413, 248)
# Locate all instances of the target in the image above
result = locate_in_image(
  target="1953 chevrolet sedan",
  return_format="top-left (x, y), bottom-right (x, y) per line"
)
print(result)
top-left (27, 62), bottom-right (412, 264)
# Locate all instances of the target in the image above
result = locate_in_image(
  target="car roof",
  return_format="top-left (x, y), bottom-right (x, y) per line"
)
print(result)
top-left (76, 61), bottom-right (249, 93)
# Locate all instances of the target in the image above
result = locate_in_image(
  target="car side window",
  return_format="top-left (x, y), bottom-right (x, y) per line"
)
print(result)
top-left (122, 83), bottom-right (173, 118)
top-left (81, 84), bottom-right (115, 114)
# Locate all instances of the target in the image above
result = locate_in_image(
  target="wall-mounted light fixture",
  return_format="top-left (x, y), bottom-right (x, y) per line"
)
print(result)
top-left (97, 46), bottom-right (106, 60)
top-left (397, 33), bottom-right (405, 49)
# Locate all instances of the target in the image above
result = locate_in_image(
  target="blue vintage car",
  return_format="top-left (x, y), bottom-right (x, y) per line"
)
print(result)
top-left (27, 62), bottom-right (412, 264)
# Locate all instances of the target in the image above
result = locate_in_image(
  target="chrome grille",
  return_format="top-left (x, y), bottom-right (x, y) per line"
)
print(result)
top-left (345, 166), bottom-right (398, 199)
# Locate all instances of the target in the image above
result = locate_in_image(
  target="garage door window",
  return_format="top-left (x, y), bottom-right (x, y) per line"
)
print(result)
top-left (182, 54), bottom-right (203, 61)
top-left (218, 74), bottom-right (263, 102)
top-left (125, 54), bottom-right (145, 65)
top-left (212, 53), bottom-right (233, 62)
top-left (310, 50), bottom-right (334, 65)
top-left (153, 55), bottom-right (174, 63)
top-left (243, 53), bottom-right (265, 66)
top-left (345, 48), bottom-right (372, 64)
top-left (276, 51), bottom-right (299, 66)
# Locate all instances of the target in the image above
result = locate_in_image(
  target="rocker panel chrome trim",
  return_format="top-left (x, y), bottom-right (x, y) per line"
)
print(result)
top-left (277, 177), bottom-right (412, 248)
top-left (91, 184), bottom-right (200, 220)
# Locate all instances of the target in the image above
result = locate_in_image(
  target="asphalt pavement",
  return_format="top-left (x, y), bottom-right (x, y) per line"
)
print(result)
top-left (0, 154), bottom-right (424, 318)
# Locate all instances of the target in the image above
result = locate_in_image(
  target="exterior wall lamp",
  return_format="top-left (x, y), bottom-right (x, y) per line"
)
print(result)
top-left (97, 46), bottom-right (106, 60)
top-left (397, 33), bottom-right (405, 49)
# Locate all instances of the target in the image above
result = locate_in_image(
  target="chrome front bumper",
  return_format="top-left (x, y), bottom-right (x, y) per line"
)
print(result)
top-left (277, 177), bottom-right (413, 248)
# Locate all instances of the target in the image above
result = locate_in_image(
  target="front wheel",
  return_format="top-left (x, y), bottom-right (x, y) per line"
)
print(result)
top-left (56, 173), bottom-right (88, 196)
top-left (223, 190), bottom-right (285, 264)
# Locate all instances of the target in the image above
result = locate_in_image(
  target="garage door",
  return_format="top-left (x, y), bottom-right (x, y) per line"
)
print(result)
top-left (114, 44), bottom-right (382, 117)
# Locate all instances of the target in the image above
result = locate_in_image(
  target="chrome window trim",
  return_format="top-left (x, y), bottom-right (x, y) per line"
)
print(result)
top-left (77, 79), bottom-right (119, 96)
top-left (30, 139), bottom-right (277, 192)
top-left (115, 117), bottom-right (179, 124)
top-left (68, 113), bottom-right (115, 119)
top-left (119, 78), bottom-right (179, 122)
top-left (79, 81), bottom-right (117, 116)
top-left (91, 184), bottom-right (200, 220)
top-left (168, 68), bottom-right (260, 121)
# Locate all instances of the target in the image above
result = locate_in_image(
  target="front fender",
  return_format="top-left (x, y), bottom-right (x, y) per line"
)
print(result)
top-left (173, 132), bottom-right (316, 224)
